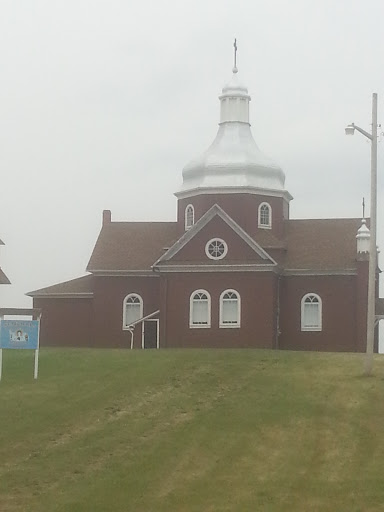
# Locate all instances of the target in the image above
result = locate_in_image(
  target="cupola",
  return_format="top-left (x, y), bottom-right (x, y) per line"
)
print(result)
top-left (356, 219), bottom-right (370, 255)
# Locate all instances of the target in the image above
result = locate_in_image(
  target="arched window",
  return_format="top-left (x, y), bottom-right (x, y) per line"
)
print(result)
top-left (301, 293), bottom-right (322, 331)
top-left (189, 290), bottom-right (211, 328)
top-left (123, 293), bottom-right (143, 329)
top-left (258, 202), bottom-right (272, 228)
top-left (220, 290), bottom-right (241, 328)
top-left (185, 204), bottom-right (195, 230)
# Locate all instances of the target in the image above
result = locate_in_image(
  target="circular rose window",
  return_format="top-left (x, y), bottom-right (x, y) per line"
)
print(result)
top-left (205, 238), bottom-right (228, 260)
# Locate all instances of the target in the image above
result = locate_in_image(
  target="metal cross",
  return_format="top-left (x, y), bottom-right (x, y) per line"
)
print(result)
top-left (233, 38), bottom-right (237, 71)
top-left (362, 197), bottom-right (365, 219)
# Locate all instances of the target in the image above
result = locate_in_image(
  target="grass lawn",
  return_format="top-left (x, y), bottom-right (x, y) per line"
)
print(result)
top-left (1, 348), bottom-right (384, 512)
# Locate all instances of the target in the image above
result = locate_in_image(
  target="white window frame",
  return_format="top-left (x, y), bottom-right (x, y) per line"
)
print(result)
top-left (189, 289), bottom-right (211, 328)
top-left (185, 204), bottom-right (195, 230)
top-left (219, 289), bottom-right (241, 328)
top-left (258, 202), bottom-right (272, 229)
top-left (301, 293), bottom-right (322, 331)
top-left (123, 293), bottom-right (143, 329)
top-left (205, 238), bottom-right (228, 260)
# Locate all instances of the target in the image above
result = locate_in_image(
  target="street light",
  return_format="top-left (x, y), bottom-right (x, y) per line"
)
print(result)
top-left (345, 93), bottom-right (378, 376)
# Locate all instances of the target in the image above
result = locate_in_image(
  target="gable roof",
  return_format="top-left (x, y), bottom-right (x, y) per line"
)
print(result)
top-left (27, 275), bottom-right (93, 298)
top-left (87, 222), bottom-right (179, 273)
top-left (154, 204), bottom-right (277, 267)
top-left (29, 214), bottom-right (367, 298)
top-left (283, 218), bottom-right (363, 272)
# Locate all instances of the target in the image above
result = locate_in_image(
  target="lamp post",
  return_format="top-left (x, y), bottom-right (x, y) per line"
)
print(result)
top-left (345, 93), bottom-right (378, 376)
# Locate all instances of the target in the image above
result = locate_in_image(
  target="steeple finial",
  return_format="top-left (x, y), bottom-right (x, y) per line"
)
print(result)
top-left (362, 197), bottom-right (365, 219)
top-left (233, 38), bottom-right (238, 74)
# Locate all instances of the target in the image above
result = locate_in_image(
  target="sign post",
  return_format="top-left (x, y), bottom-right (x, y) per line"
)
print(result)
top-left (0, 309), bottom-right (42, 381)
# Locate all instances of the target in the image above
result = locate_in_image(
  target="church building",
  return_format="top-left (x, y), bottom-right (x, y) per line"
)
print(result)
top-left (27, 57), bottom-right (381, 352)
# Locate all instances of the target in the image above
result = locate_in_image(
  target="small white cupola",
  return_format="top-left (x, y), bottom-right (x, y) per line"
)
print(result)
top-left (356, 219), bottom-right (370, 254)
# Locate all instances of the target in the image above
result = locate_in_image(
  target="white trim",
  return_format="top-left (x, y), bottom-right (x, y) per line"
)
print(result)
top-left (122, 293), bottom-right (143, 330)
top-left (301, 293), bottom-right (322, 332)
top-left (88, 270), bottom-right (157, 276)
top-left (189, 289), bottom-right (211, 328)
top-left (185, 204), bottom-right (195, 230)
top-left (205, 238), bottom-right (228, 261)
top-left (219, 289), bottom-right (241, 328)
top-left (258, 202), bottom-right (272, 229)
top-left (154, 263), bottom-right (278, 273)
top-left (175, 186), bottom-right (293, 202)
top-left (284, 269), bottom-right (357, 276)
top-left (26, 292), bottom-right (94, 298)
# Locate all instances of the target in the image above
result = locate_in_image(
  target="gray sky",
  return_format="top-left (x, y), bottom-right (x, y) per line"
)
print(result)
top-left (0, 0), bottom-right (383, 310)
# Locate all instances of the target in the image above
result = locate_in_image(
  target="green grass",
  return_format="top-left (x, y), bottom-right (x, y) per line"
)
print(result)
top-left (1, 348), bottom-right (384, 512)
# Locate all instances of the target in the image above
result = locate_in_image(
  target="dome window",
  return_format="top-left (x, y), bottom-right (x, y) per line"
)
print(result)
top-left (205, 238), bottom-right (228, 260)
top-left (258, 203), bottom-right (272, 229)
top-left (185, 204), bottom-right (195, 230)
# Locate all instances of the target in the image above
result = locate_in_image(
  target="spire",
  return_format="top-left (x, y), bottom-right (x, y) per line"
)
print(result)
top-left (219, 39), bottom-right (250, 124)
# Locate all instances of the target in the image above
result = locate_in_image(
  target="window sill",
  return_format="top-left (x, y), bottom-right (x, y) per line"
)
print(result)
top-left (190, 324), bottom-right (211, 329)
top-left (219, 324), bottom-right (240, 329)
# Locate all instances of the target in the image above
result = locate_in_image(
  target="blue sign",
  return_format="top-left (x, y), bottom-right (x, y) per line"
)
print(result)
top-left (0, 320), bottom-right (39, 350)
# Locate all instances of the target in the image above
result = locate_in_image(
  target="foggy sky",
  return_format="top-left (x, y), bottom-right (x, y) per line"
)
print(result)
top-left (0, 0), bottom-right (383, 319)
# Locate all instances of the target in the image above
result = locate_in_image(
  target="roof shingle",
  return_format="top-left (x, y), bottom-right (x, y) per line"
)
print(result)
top-left (283, 218), bottom-right (363, 270)
top-left (27, 275), bottom-right (93, 297)
top-left (87, 222), bottom-right (179, 272)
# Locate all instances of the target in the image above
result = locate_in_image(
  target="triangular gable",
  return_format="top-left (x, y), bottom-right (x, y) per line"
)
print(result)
top-left (153, 204), bottom-right (277, 267)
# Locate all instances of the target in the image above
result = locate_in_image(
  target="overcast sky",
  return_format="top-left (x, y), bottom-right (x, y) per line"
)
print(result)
top-left (0, 0), bottom-right (383, 312)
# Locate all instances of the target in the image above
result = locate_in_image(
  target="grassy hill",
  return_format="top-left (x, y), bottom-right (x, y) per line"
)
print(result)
top-left (1, 348), bottom-right (384, 512)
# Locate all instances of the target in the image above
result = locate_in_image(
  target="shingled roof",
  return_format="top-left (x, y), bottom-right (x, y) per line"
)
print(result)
top-left (87, 222), bottom-right (179, 272)
top-left (283, 218), bottom-right (363, 271)
top-left (28, 215), bottom-right (365, 298)
top-left (27, 275), bottom-right (93, 298)
top-left (86, 216), bottom-right (363, 274)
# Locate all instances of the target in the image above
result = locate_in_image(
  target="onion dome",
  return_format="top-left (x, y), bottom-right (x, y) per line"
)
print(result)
top-left (176, 66), bottom-right (289, 199)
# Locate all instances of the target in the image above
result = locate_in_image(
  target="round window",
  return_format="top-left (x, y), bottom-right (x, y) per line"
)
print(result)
top-left (205, 238), bottom-right (228, 260)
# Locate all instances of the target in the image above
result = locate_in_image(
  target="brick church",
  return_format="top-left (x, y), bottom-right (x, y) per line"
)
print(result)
top-left (28, 59), bottom-right (381, 352)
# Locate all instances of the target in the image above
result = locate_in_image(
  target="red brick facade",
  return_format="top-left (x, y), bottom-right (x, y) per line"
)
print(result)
top-left (29, 196), bottom-right (376, 353)
top-left (177, 193), bottom-right (288, 240)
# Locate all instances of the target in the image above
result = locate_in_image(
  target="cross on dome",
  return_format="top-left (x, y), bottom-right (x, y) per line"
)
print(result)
top-left (233, 38), bottom-right (238, 73)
